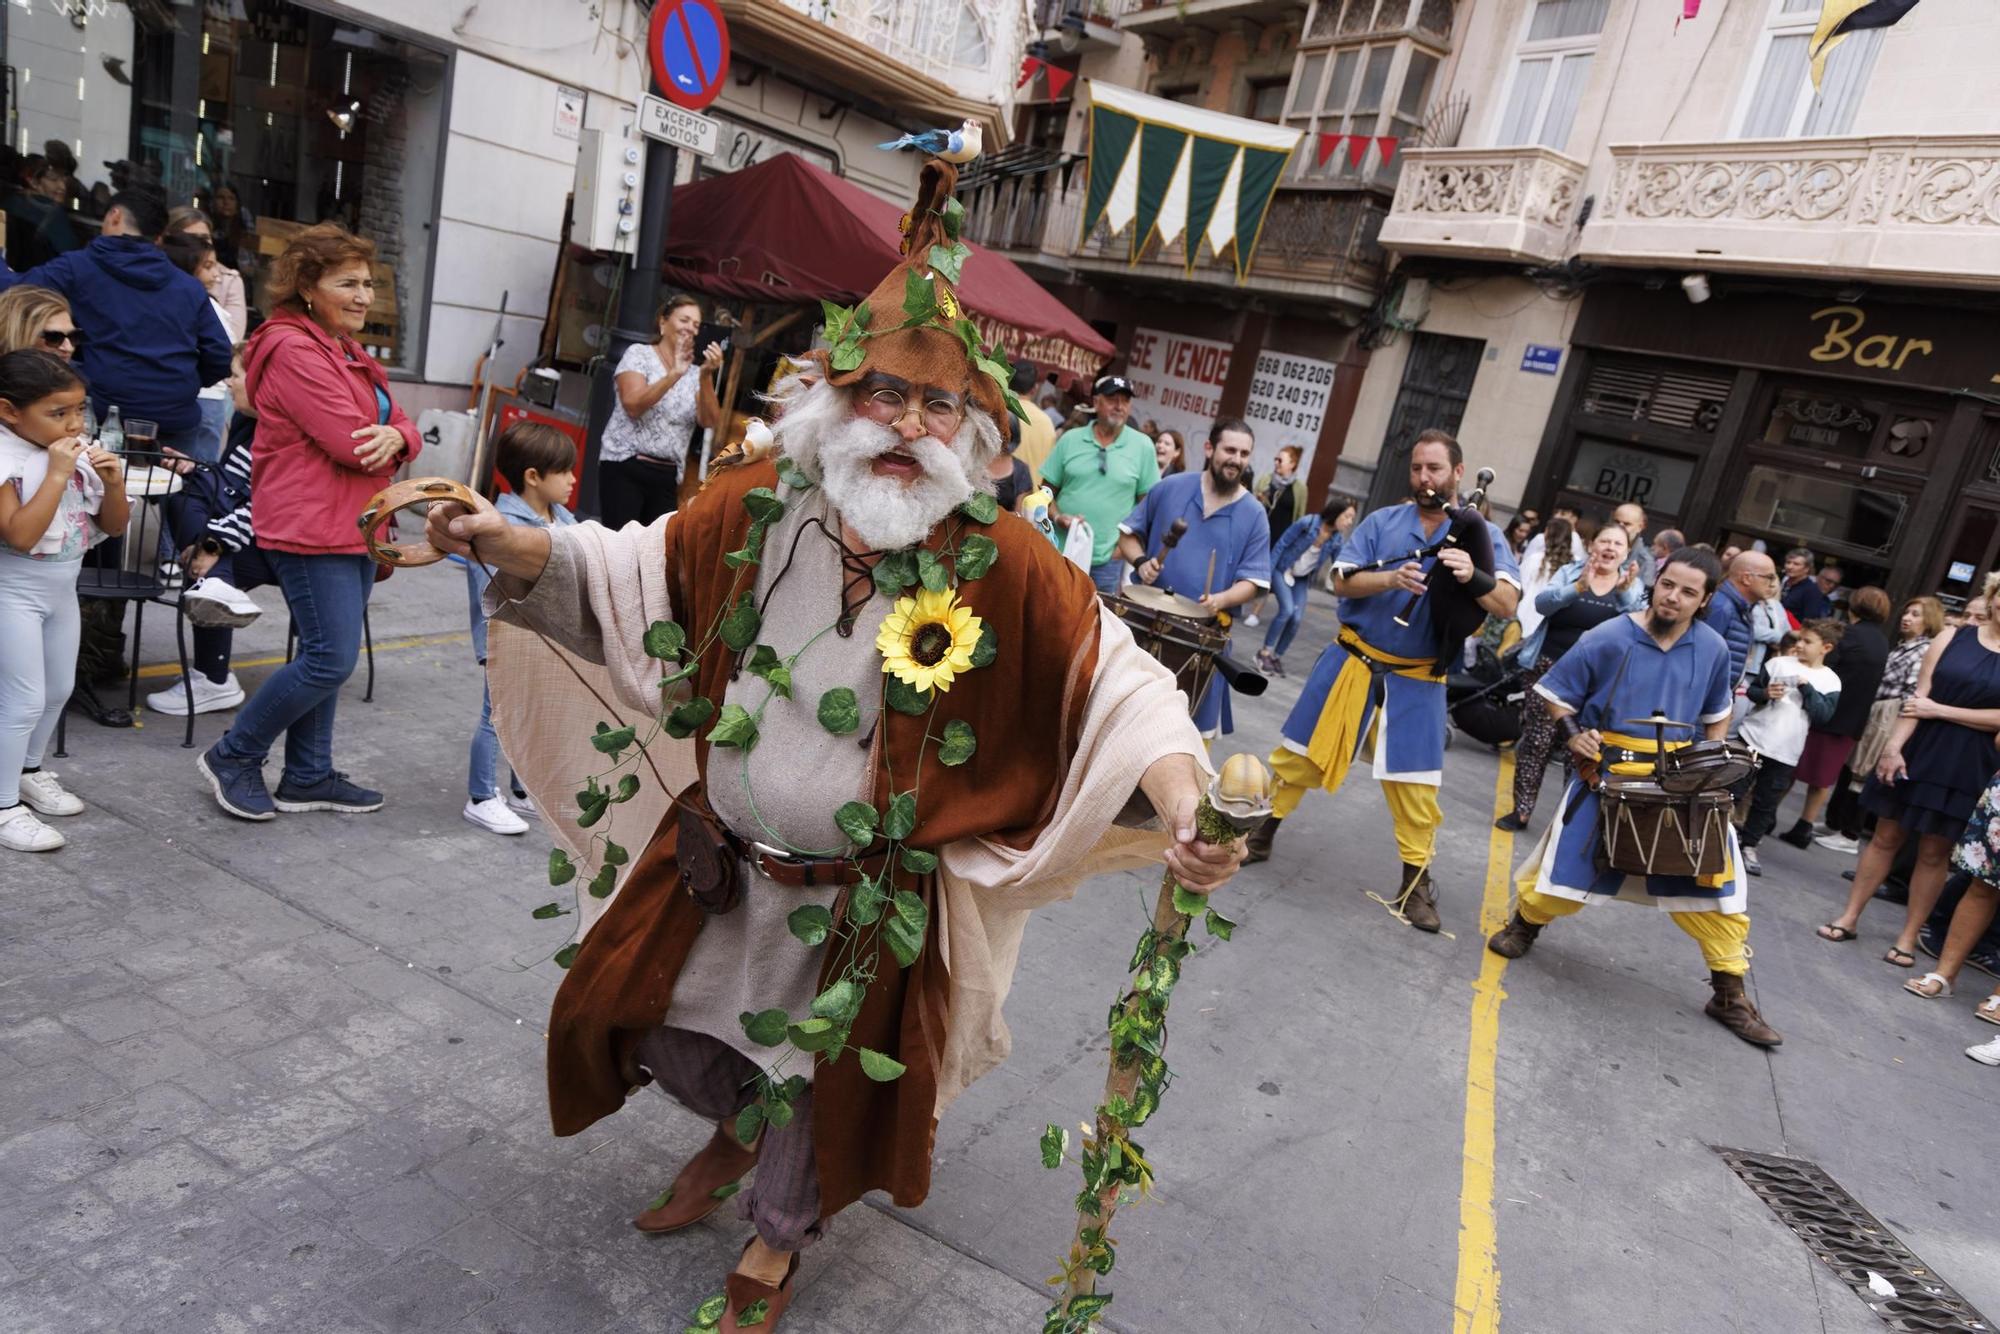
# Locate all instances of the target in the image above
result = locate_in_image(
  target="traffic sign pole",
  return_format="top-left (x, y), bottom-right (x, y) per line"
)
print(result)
top-left (581, 0), bottom-right (729, 517)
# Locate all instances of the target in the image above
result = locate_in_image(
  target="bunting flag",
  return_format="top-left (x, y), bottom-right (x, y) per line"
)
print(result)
top-left (1811, 0), bottom-right (1922, 87)
top-left (1018, 56), bottom-right (1077, 100)
top-left (1314, 133), bottom-right (1400, 171)
top-left (1081, 81), bottom-right (1301, 282)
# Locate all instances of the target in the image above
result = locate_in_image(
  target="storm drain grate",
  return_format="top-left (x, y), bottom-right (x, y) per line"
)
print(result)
top-left (1715, 1148), bottom-right (1991, 1333)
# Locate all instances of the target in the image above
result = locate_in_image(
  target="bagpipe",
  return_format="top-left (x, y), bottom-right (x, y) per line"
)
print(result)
top-left (1345, 468), bottom-right (1500, 674)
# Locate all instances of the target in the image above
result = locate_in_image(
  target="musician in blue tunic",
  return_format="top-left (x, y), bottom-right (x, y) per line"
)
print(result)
top-left (1116, 417), bottom-right (1272, 737)
top-left (1246, 429), bottom-right (1519, 932)
top-left (1488, 546), bottom-right (1782, 1046)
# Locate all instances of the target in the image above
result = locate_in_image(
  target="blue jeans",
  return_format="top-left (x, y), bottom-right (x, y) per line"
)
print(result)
top-left (1090, 560), bottom-right (1124, 596)
top-left (467, 677), bottom-right (519, 801)
top-left (188, 399), bottom-right (229, 465)
top-left (1262, 575), bottom-right (1309, 656)
top-left (213, 552), bottom-right (372, 785)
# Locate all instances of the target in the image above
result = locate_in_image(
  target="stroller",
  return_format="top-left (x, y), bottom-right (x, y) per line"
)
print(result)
top-left (1446, 630), bottom-right (1530, 751)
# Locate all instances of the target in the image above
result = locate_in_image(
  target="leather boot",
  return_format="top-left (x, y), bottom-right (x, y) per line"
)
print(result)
top-left (632, 1122), bottom-right (761, 1233)
top-left (1486, 911), bottom-right (1542, 959)
top-left (1244, 815), bottom-right (1280, 865)
top-left (1705, 971), bottom-right (1782, 1046)
top-left (1399, 863), bottom-right (1440, 933)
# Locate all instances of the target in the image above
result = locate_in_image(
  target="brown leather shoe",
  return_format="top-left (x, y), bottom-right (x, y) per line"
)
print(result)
top-left (1706, 971), bottom-right (1782, 1046)
top-left (1244, 815), bottom-right (1280, 865)
top-left (632, 1123), bottom-right (760, 1234)
top-left (718, 1247), bottom-right (800, 1332)
top-left (1486, 911), bottom-right (1542, 959)
top-left (1400, 863), bottom-right (1440, 933)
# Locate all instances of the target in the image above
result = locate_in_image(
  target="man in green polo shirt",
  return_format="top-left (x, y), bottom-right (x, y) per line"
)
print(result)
top-left (1043, 374), bottom-right (1161, 594)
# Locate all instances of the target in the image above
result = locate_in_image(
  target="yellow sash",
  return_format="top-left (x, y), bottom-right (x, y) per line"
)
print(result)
top-left (1304, 627), bottom-right (1444, 792)
top-left (1596, 729), bottom-right (1732, 888)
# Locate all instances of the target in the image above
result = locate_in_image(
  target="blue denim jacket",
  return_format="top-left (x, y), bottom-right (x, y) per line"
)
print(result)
top-left (462, 490), bottom-right (575, 663)
top-left (1515, 558), bottom-right (1647, 664)
top-left (1270, 514), bottom-right (1343, 588)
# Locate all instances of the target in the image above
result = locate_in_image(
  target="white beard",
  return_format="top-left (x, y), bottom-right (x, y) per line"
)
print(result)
top-left (772, 376), bottom-right (996, 552)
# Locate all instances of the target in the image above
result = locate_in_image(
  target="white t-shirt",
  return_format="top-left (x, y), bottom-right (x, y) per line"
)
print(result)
top-left (599, 342), bottom-right (699, 465)
top-left (1736, 656), bottom-right (1840, 766)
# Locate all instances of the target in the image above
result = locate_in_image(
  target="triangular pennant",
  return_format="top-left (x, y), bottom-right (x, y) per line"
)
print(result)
top-left (1182, 138), bottom-right (1240, 272)
top-left (1017, 55), bottom-right (1041, 90)
top-left (1229, 146), bottom-right (1292, 280)
top-left (1204, 151), bottom-right (1244, 257)
top-left (1045, 65), bottom-right (1074, 100)
top-left (1131, 122), bottom-right (1191, 261)
top-left (1081, 104), bottom-right (1139, 241)
top-left (1376, 136), bottom-right (1399, 164)
top-left (1345, 134), bottom-right (1369, 168)
top-left (1154, 136), bottom-right (1195, 249)
top-left (1316, 132), bottom-right (1342, 167)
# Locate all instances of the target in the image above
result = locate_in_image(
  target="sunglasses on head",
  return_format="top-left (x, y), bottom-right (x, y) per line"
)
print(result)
top-left (39, 329), bottom-right (81, 349)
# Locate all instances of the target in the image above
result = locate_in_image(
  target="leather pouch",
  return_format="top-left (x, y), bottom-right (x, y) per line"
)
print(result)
top-left (676, 787), bottom-right (743, 916)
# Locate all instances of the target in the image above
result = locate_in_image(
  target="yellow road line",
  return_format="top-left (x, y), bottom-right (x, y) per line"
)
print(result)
top-left (1454, 752), bottom-right (1516, 1334)
top-left (135, 629), bottom-right (469, 679)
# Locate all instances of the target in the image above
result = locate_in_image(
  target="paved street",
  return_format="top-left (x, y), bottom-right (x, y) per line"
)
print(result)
top-left (2, 565), bottom-right (1996, 1334)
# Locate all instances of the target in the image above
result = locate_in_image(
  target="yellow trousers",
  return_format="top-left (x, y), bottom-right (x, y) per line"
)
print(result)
top-left (1516, 888), bottom-right (1752, 975)
top-left (1270, 745), bottom-right (1442, 867)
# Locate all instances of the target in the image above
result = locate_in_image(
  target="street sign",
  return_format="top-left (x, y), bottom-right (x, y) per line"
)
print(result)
top-left (1520, 343), bottom-right (1563, 375)
top-left (649, 0), bottom-right (731, 112)
top-left (638, 94), bottom-right (720, 158)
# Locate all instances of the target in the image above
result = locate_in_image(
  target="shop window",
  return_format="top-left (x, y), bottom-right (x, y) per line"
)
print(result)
top-left (1564, 438), bottom-right (1697, 514)
top-left (1759, 390), bottom-right (1876, 460)
top-left (1737, 0), bottom-right (1882, 139)
top-left (1, 1), bottom-right (445, 372)
top-left (1492, 0), bottom-right (1607, 151)
top-left (1577, 354), bottom-right (1732, 433)
top-left (1730, 464), bottom-right (1908, 557)
top-left (1283, 39), bottom-right (1441, 182)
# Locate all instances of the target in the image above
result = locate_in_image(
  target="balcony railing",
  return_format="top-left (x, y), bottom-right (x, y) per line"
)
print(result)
top-left (1118, 0), bottom-right (1303, 29)
top-left (1581, 135), bottom-right (2000, 290)
top-left (1035, 0), bottom-right (1134, 39)
top-left (1378, 145), bottom-right (1588, 265)
top-left (778, 0), bottom-right (1031, 93)
top-left (967, 174), bottom-right (1386, 302)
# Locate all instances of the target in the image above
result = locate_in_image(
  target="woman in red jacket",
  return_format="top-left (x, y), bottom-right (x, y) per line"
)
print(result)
top-left (197, 224), bottom-right (418, 821)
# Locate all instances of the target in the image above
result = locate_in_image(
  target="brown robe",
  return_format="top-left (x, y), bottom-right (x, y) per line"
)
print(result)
top-left (545, 461), bottom-right (1103, 1217)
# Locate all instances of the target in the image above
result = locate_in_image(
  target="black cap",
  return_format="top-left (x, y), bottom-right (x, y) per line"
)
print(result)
top-left (1093, 374), bottom-right (1133, 398)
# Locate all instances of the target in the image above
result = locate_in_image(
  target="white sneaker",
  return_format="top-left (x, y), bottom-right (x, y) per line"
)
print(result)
top-left (0, 804), bottom-right (64, 851)
top-left (463, 797), bottom-right (529, 836)
top-left (146, 672), bottom-right (246, 716)
top-left (17, 770), bottom-right (83, 817)
top-left (1968, 1035), bottom-right (2000, 1067)
top-left (181, 577), bottom-right (262, 628)
top-left (1814, 833), bottom-right (1861, 855)
top-left (1243, 613), bottom-right (1260, 627)
top-left (505, 791), bottom-right (539, 819)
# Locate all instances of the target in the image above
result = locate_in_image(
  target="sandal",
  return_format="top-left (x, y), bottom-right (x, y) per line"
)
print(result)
top-left (1817, 923), bottom-right (1859, 942)
top-left (1904, 971), bottom-right (1953, 998)
top-left (1883, 947), bottom-right (1916, 968)
top-left (1975, 995), bottom-right (2000, 1026)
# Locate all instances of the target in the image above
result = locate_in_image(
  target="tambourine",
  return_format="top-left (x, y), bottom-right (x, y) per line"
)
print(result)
top-left (357, 477), bottom-right (495, 568)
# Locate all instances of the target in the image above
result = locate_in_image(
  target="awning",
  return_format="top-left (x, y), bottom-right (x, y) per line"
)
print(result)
top-left (1081, 81), bottom-right (1302, 281)
top-left (661, 153), bottom-right (1114, 384)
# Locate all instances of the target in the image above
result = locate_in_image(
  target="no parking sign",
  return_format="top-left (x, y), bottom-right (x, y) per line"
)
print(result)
top-left (649, 0), bottom-right (731, 111)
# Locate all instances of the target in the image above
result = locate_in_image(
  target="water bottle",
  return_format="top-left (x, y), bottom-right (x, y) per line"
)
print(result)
top-left (100, 405), bottom-right (124, 453)
top-left (81, 400), bottom-right (98, 442)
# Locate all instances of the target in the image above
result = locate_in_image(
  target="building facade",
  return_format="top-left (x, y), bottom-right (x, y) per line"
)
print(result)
top-left (1360, 0), bottom-right (2000, 599)
top-left (0, 0), bottom-right (1030, 416)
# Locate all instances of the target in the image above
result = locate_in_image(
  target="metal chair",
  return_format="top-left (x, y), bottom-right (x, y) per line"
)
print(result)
top-left (53, 449), bottom-right (198, 756)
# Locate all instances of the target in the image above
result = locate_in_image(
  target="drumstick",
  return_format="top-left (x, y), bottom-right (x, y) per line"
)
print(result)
top-left (1203, 550), bottom-right (1217, 601)
top-left (1155, 517), bottom-right (1188, 565)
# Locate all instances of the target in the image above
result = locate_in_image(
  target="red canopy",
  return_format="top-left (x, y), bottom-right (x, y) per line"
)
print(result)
top-left (662, 153), bottom-right (1111, 384)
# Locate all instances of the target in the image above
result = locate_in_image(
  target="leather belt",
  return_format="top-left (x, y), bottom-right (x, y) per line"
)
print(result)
top-left (736, 836), bottom-right (891, 889)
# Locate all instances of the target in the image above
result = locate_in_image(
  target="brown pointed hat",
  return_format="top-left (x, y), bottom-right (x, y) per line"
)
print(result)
top-left (819, 158), bottom-right (1022, 436)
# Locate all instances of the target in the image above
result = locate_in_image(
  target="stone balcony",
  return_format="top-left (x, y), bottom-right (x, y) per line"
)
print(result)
top-left (1579, 135), bottom-right (2000, 290)
top-left (1117, 0), bottom-right (1305, 34)
top-left (1377, 145), bottom-right (1589, 265)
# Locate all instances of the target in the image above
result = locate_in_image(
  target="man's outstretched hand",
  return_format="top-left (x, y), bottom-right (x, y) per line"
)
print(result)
top-left (1141, 752), bottom-right (1246, 896)
top-left (424, 502), bottom-right (552, 582)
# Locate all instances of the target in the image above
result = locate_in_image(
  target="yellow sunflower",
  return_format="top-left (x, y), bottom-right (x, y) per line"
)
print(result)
top-left (876, 587), bottom-right (984, 694)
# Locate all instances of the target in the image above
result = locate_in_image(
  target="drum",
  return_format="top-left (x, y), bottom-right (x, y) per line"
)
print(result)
top-left (1659, 739), bottom-right (1758, 794)
top-left (1108, 585), bottom-right (1229, 721)
top-left (1598, 775), bottom-right (1733, 879)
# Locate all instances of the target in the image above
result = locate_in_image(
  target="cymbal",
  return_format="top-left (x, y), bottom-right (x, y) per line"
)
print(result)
top-left (1118, 583), bottom-right (1214, 620)
top-left (1620, 715), bottom-right (1700, 730)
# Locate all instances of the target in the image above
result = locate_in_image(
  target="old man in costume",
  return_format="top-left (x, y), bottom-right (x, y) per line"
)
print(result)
top-left (423, 159), bottom-right (1241, 1331)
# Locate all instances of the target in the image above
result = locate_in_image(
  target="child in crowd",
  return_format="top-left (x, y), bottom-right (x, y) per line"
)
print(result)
top-left (0, 350), bottom-right (130, 851)
top-left (1734, 618), bottom-right (1844, 876)
top-left (461, 421), bottom-right (576, 835)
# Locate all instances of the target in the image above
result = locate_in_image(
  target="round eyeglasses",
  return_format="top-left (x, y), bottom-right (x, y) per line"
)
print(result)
top-left (859, 387), bottom-right (965, 438)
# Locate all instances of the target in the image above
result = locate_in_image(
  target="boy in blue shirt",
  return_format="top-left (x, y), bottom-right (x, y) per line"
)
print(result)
top-left (462, 422), bottom-right (577, 835)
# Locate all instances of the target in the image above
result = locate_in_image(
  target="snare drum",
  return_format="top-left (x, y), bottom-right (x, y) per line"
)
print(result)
top-left (1598, 775), bottom-right (1733, 880)
top-left (1108, 585), bottom-right (1229, 722)
top-left (1659, 740), bottom-right (1758, 794)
